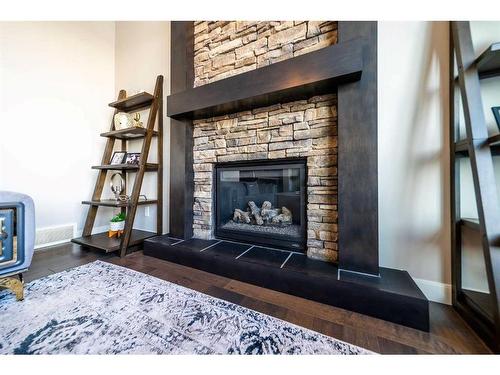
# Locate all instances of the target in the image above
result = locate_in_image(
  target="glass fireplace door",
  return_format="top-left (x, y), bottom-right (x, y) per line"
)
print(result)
top-left (215, 160), bottom-right (306, 251)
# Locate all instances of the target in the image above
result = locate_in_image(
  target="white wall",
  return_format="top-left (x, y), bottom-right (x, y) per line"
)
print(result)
top-left (378, 22), bottom-right (452, 304)
top-left (0, 21), bottom-right (170, 244)
top-left (114, 21), bottom-right (170, 233)
top-left (0, 22), bottom-right (116, 238)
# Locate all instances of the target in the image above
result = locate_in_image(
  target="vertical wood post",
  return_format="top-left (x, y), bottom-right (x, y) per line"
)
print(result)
top-left (169, 22), bottom-right (195, 239)
top-left (83, 90), bottom-right (127, 236)
top-left (337, 22), bottom-right (379, 275)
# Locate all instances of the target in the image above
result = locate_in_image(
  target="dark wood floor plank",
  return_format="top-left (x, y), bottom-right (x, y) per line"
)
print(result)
top-left (21, 243), bottom-right (492, 354)
top-left (222, 279), bottom-right (469, 353)
top-left (377, 337), bottom-right (419, 355)
top-left (238, 297), bottom-right (289, 321)
top-left (313, 317), bottom-right (345, 342)
top-left (342, 325), bottom-right (381, 353)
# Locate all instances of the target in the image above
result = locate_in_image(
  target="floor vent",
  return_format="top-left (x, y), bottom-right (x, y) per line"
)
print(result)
top-left (35, 224), bottom-right (76, 249)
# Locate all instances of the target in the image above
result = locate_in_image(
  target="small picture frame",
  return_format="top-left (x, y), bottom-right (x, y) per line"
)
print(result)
top-left (492, 107), bottom-right (500, 131)
top-left (110, 151), bottom-right (126, 165)
top-left (124, 152), bottom-right (141, 165)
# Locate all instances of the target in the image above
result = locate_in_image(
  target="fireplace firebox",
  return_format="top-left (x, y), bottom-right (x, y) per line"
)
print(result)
top-left (215, 159), bottom-right (307, 251)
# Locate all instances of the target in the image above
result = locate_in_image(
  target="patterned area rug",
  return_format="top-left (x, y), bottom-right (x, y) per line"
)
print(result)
top-left (0, 261), bottom-right (372, 354)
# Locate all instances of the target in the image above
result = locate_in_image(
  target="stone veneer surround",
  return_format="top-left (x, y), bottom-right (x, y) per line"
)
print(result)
top-left (193, 21), bottom-right (337, 87)
top-left (192, 21), bottom-right (338, 262)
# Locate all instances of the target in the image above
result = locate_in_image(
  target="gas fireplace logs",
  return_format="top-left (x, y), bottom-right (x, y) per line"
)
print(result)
top-left (233, 201), bottom-right (292, 226)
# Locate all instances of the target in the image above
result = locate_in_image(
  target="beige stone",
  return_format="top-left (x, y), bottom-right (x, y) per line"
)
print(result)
top-left (235, 38), bottom-right (267, 59)
top-left (273, 21), bottom-right (294, 31)
top-left (218, 153), bottom-right (248, 162)
top-left (307, 155), bottom-right (336, 168)
top-left (193, 163), bottom-right (213, 172)
top-left (304, 106), bottom-right (335, 121)
top-left (247, 144), bottom-right (268, 153)
top-left (268, 23), bottom-right (307, 49)
top-left (308, 194), bottom-right (337, 204)
top-left (194, 21), bottom-right (208, 35)
top-left (216, 118), bottom-right (237, 129)
top-left (269, 141), bottom-right (293, 151)
top-left (212, 52), bottom-right (236, 68)
top-left (194, 150), bottom-right (216, 160)
top-left (235, 55), bottom-right (257, 69)
top-left (238, 136), bottom-right (257, 146)
top-left (257, 130), bottom-right (271, 143)
top-left (308, 222), bottom-right (338, 232)
top-left (307, 239), bottom-right (323, 248)
top-left (209, 38), bottom-right (243, 58)
top-left (306, 21), bottom-right (322, 38)
top-left (268, 150), bottom-right (286, 159)
top-left (307, 167), bottom-right (337, 177)
top-left (248, 152), bottom-right (268, 160)
top-left (307, 176), bottom-right (321, 186)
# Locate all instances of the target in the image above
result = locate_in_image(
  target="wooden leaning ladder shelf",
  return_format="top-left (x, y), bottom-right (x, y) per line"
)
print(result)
top-left (72, 75), bottom-right (163, 257)
top-left (450, 22), bottom-right (500, 352)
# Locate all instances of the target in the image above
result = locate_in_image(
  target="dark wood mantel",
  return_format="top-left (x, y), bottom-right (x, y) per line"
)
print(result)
top-left (167, 39), bottom-right (364, 120)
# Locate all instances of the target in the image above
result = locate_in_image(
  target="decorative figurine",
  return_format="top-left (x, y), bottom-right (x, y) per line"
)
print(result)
top-left (110, 173), bottom-right (125, 201)
top-left (114, 112), bottom-right (143, 130)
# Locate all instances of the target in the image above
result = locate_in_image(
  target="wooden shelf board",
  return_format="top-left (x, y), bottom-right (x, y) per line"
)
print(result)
top-left (455, 137), bottom-right (500, 157)
top-left (461, 218), bottom-right (480, 230)
top-left (109, 92), bottom-right (154, 112)
top-left (72, 230), bottom-right (156, 253)
top-left (453, 42), bottom-right (500, 81)
top-left (100, 127), bottom-right (158, 139)
top-left (167, 38), bottom-right (363, 120)
top-left (82, 199), bottom-right (158, 207)
top-left (91, 163), bottom-right (159, 171)
top-left (476, 42), bottom-right (500, 79)
top-left (488, 133), bottom-right (500, 146)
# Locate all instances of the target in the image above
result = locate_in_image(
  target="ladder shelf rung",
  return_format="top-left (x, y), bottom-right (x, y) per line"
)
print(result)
top-left (453, 42), bottom-right (500, 81)
top-left (108, 91), bottom-right (154, 112)
top-left (454, 137), bottom-right (500, 157)
top-left (82, 199), bottom-right (158, 207)
top-left (91, 163), bottom-right (159, 171)
top-left (100, 127), bottom-right (158, 139)
top-left (71, 230), bottom-right (157, 253)
top-left (488, 133), bottom-right (500, 147)
top-left (460, 218), bottom-right (480, 231)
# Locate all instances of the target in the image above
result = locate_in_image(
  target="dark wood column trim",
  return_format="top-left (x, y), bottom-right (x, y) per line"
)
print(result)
top-left (169, 21), bottom-right (194, 239)
top-left (337, 22), bottom-right (379, 275)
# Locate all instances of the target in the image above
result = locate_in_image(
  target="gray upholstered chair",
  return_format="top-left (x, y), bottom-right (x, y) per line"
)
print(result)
top-left (0, 191), bottom-right (35, 300)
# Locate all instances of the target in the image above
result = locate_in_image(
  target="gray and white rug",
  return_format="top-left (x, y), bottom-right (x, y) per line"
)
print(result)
top-left (0, 260), bottom-right (372, 355)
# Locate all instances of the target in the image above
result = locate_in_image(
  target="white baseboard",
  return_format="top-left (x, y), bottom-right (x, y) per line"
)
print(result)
top-left (35, 224), bottom-right (109, 251)
top-left (34, 223), bottom-right (77, 250)
top-left (412, 277), bottom-right (452, 305)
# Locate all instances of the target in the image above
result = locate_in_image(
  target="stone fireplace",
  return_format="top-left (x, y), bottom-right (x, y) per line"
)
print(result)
top-left (191, 21), bottom-right (338, 262)
top-left (156, 22), bottom-right (428, 331)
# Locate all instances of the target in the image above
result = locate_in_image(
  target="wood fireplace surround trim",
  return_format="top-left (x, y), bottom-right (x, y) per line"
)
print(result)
top-left (168, 21), bottom-right (379, 276)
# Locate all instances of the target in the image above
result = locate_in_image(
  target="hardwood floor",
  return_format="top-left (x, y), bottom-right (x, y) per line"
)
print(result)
top-left (23, 243), bottom-right (491, 354)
